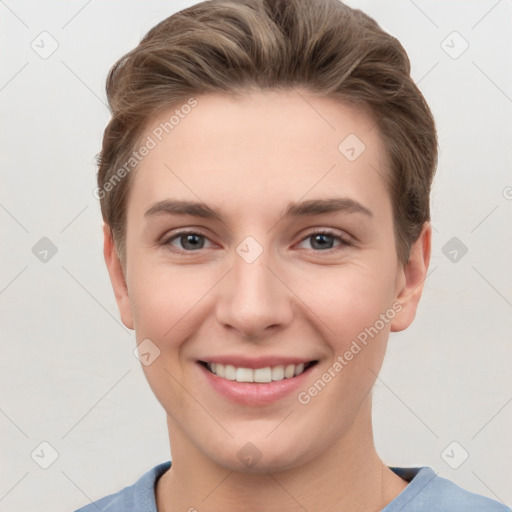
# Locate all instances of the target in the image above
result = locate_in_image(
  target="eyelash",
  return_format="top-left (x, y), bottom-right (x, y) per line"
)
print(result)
top-left (160, 228), bottom-right (352, 254)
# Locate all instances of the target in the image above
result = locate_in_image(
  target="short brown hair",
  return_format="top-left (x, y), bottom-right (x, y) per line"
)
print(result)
top-left (97, 0), bottom-right (437, 265)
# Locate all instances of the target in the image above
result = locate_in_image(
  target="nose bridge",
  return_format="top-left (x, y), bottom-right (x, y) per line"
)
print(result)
top-left (233, 250), bottom-right (275, 303)
top-left (215, 238), bottom-right (291, 338)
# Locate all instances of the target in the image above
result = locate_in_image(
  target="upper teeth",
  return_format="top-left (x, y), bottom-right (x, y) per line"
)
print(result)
top-left (207, 362), bottom-right (306, 383)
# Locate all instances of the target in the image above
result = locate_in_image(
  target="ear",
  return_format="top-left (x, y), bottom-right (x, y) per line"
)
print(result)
top-left (103, 224), bottom-right (134, 330)
top-left (390, 222), bottom-right (431, 332)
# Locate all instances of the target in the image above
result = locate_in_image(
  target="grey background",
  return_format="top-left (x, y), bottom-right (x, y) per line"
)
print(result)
top-left (1, 0), bottom-right (511, 510)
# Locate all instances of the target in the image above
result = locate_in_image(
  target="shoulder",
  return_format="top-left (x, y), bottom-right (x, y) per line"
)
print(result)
top-left (385, 467), bottom-right (510, 512)
top-left (73, 461), bottom-right (171, 512)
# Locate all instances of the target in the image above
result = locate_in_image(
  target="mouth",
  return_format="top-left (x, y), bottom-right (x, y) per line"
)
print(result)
top-left (197, 358), bottom-right (320, 405)
top-left (198, 360), bottom-right (318, 383)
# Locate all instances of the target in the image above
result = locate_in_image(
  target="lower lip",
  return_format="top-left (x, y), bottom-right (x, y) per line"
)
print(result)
top-left (198, 362), bottom-right (315, 406)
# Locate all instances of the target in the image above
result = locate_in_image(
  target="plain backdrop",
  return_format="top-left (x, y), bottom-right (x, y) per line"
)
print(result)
top-left (1, 1), bottom-right (511, 511)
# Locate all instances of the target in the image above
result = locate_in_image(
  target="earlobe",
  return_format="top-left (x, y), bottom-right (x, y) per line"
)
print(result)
top-left (103, 224), bottom-right (134, 330)
top-left (390, 222), bottom-right (432, 332)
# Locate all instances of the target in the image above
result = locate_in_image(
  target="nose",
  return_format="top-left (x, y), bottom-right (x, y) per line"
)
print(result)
top-left (215, 245), bottom-right (293, 340)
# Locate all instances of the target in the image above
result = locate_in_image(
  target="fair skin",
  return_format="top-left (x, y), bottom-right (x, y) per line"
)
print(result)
top-left (104, 89), bottom-right (431, 512)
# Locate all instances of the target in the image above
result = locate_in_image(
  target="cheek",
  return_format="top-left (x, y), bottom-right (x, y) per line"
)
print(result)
top-left (128, 259), bottom-right (205, 339)
top-left (294, 265), bottom-right (395, 419)
top-left (127, 264), bottom-right (199, 415)
top-left (295, 260), bottom-right (397, 345)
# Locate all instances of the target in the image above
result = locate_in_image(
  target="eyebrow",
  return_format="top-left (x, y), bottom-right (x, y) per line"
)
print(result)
top-left (144, 197), bottom-right (373, 221)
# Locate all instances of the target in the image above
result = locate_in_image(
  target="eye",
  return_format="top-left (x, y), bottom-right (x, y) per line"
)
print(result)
top-left (162, 231), bottom-right (213, 252)
top-left (297, 230), bottom-right (351, 251)
top-left (160, 229), bottom-right (351, 254)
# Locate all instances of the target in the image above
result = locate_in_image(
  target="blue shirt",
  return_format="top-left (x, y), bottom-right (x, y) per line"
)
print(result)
top-left (73, 461), bottom-right (510, 511)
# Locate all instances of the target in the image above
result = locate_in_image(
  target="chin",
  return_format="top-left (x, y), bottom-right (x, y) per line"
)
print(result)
top-left (219, 454), bottom-right (303, 475)
top-left (204, 436), bottom-right (313, 475)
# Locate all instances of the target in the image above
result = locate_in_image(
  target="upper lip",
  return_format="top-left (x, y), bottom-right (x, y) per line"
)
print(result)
top-left (198, 356), bottom-right (318, 369)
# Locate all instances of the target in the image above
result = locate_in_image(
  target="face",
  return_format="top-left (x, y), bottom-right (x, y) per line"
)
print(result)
top-left (105, 90), bottom-right (430, 473)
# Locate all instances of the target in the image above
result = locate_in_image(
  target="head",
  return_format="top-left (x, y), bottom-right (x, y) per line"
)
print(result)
top-left (100, 0), bottom-right (437, 472)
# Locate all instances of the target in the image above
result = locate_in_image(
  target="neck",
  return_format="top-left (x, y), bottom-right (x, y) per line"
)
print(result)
top-left (156, 397), bottom-right (408, 512)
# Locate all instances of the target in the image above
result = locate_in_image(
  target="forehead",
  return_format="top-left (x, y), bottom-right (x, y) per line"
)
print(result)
top-left (127, 90), bottom-right (391, 223)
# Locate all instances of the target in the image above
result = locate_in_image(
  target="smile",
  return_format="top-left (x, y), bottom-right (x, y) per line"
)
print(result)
top-left (201, 361), bottom-right (317, 383)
